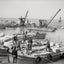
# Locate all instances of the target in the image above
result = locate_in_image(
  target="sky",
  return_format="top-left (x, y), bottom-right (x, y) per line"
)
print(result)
top-left (0, 0), bottom-right (64, 19)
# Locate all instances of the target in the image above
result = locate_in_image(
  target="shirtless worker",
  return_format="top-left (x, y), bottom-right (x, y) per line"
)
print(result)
top-left (46, 39), bottom-right (51, 52)
top-left (7, 48), bottom-right (10, 63)
top-left (13, 35), bottom-right (18, 44)
top-left (12, 46), bottom-right (18, 63)
top-left (27, 37), bottom-right (33, 54)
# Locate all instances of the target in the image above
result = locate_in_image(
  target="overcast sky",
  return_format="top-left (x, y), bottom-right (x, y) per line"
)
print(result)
top-left (0, 0), bottom-right (64, 19)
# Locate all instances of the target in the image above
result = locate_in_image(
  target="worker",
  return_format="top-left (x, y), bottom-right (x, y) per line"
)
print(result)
top-left (17, 41), bottom-right (21, 50)
top-left (13, 35), bottom-right (18, 44)
top-left (7, 48), bottom-right (10, 63)
top-left (27, 37), bottom-right (33, 54)
top-left (20, 16), bottom-right (23, 22)
top-left (46, 39), bottom-right (51, 52)
top-left (23, 32), bottom-right (27, 42)
top-left (12, 46), bottom-right (18, 63)
top-left (29, 37), bottom-right (33, 49)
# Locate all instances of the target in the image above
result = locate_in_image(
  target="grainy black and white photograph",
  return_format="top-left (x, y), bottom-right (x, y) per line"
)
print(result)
top-left (0, 0), bottom-right (64, 64)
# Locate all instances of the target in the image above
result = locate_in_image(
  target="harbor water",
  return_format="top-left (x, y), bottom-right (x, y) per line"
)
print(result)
top-left (0, 27), bottom-right (64, 43)
top-left (0, 27), bottom-right (64, 64)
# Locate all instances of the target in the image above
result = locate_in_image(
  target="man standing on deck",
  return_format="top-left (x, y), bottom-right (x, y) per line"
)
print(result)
top-left (17, 41), bottom-right (21, 50)
top-left (12, 46), bottom-right (18, 63)
top-left (23, 31), bottom-right (28, 42)
top-left (27, 37), bottom-right (33, 54)
top-left (7, 48), bottom-right (10, 63)
top-left (13, 35), bottom-right (18, 44)
top-left (46, 39), bottom-right (51, 52)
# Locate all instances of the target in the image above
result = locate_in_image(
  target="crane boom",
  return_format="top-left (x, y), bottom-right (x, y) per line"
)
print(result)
top-left (24, 10), bottom-right (28, 22)
top-left (47, 9), bottom-right (61, 26)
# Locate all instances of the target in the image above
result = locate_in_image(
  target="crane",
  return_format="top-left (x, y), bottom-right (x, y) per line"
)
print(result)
top-left (39, 9), bottom-right (61, 28)
top-left (47, 9), bottom-right (61, 26)
top-left (19, 10), bottom-right (29, 26)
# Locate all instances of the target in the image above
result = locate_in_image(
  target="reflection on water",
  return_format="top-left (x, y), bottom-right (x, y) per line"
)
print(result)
top-left (46, 29), bottom-right (64, 43)
top-left (0, 27), bottom-right (25, 35)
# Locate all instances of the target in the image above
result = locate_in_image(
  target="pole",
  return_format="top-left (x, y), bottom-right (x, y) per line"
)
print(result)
top-left (47, 9), bottom-right (61, 26)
